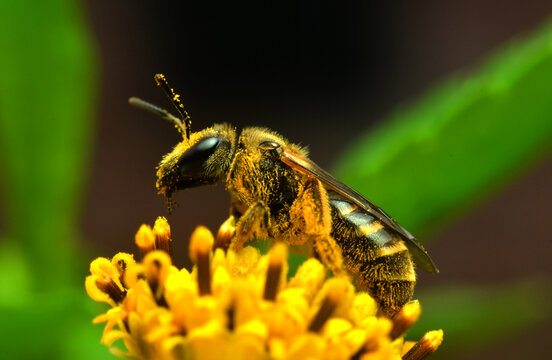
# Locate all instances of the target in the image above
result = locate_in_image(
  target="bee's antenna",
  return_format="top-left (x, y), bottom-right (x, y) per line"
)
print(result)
top-left (154, 74), bottom-right (192, 140)
top-left (128, 97), bottom-right (187, 136)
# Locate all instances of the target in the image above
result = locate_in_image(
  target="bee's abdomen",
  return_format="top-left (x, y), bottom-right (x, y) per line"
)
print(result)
top-left (331, 199), bottom-right (404, 254)
top-left (330, 199), bottom-right (415, 315)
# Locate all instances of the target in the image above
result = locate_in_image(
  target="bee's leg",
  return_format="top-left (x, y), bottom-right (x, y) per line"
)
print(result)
top-left (229, 201), bottom-right (270, 251)
top-left (292, 179), bottom-right (344, 276)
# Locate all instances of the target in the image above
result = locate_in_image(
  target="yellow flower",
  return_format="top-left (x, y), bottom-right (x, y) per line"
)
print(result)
top-left (86, 217), bottom-right (443, 360)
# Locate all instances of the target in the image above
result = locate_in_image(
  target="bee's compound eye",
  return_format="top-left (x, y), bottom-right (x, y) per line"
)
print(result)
top-left (177, 136), bottom-right (221, 174)
top-left (259, 141), bottom-right (281, 151)
top-left (195, 137), bottom-right (220, 152)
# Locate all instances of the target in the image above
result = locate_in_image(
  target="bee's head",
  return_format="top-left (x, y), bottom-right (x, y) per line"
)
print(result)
top-left (156, 124), bottom-right (237, 204)
top-left (129, 74), bottom-right (237, 209)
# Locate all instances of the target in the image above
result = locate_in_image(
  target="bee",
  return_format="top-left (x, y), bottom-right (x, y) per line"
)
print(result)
top-left (130, 74), bottom-right (439, 316)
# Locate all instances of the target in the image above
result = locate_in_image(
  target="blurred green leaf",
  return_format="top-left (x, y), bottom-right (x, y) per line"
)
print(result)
top-left (0, 0), bottom-right (100, 359)
top-left (409, 278), bottom-right (552, 359)
top-left (0, 241), bottom-right (33, 306)
top-left (334, 20), bottom-right (552, 237)
top-left (0, 0), bottom-right (97, 288)
top-left (0, 290), bottom-right (113, 360)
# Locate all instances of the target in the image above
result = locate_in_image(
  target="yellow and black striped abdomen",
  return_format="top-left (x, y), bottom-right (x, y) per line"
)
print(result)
top-left (329, 198), bottom-right (416, 316)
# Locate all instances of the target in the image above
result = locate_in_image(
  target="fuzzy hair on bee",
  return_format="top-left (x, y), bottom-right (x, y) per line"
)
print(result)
top-left (130, 74), bottom-right (438, 316)
top-left (155, 123), bottom-right (237, 201)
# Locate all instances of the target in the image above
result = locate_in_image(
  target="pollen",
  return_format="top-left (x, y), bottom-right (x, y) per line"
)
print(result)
top-left (153, 216), bottom-right (173, 257)
top-left (402, 330), bottom-right (444, 360)
top-left (87, 217), bottom-right (443, 360)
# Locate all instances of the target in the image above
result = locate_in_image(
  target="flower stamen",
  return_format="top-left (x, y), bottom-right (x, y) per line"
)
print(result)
top-left (190, 226), bottom-right (214, 296)
top-left (111, 253), bottom-right (135, 288)
top-left (263, 242), bottom-right (287, 301)
top-left (143, 251), bottom-right (172, 305)
top-left (402, 329), bottom-right (444, 360)
top-left (226, 304), bottom-right (236, 331)
top-left (95, 277), bottom-right (126, 303)
top-left (308, 278), bottom-right (347, 332)
top-left (153, 216), bottom-right (173, 258)
top-left (88, 219), bottom-right (443, 360)
top-left (391, 300), bottom-right (421, 339)
top-left (135, 224), bottom-right (156, 257)
top-left (86, 258), bottom-right (127, 305)
top-left (215, 216), bottom-right (235, 250)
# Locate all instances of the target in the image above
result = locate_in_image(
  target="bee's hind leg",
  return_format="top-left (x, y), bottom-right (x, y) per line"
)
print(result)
top-left (228, 201), bottom-right (270, 251)
top-left (291, 178), bottom-right (345, 276)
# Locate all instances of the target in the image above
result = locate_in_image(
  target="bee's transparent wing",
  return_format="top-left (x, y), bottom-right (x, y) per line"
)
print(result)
top-left (280, 150), bottom-right (439, 274)
top-left (279, 151), bottom-right (408, 236)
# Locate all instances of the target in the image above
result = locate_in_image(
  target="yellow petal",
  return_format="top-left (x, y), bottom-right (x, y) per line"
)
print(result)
top-left (85, 275), bottom-right (113, 305)
top-left (102, 329), bottom-right (129, 346)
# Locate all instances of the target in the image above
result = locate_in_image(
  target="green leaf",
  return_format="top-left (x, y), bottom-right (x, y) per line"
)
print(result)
top-left (333, 20), bottom-right (552, 237)
top-left (0, 1), bottom-right (99, 359)
top-left (0, 241), bottom-right (33, 306)
top-left (0, 0), bottom-right (97, 288)
top-left (0, 290), bottom-right (113, 360)
top-left (408, 278), bottom-right (552, 358)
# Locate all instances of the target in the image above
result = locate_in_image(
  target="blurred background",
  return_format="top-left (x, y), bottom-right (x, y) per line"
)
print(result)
top-left (0, 0), bottom-right (551, 359)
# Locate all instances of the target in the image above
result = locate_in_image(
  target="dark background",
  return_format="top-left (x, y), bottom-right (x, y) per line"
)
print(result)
top-left (83, 1), bottom-right (552, 358)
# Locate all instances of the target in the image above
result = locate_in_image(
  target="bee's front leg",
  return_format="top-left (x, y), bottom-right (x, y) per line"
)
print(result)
top-left (291, 178), bottom-right (345, 276)
top-left (226, 201), bottom-right (270, 251)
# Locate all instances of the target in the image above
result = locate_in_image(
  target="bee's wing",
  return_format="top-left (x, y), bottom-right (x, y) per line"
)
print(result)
top-left (397, 223), bottom-right (440, 274)
top-left (280, 150), bottom-right (439, 274)
top-left (279, 151), bottom-right (408, 236)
